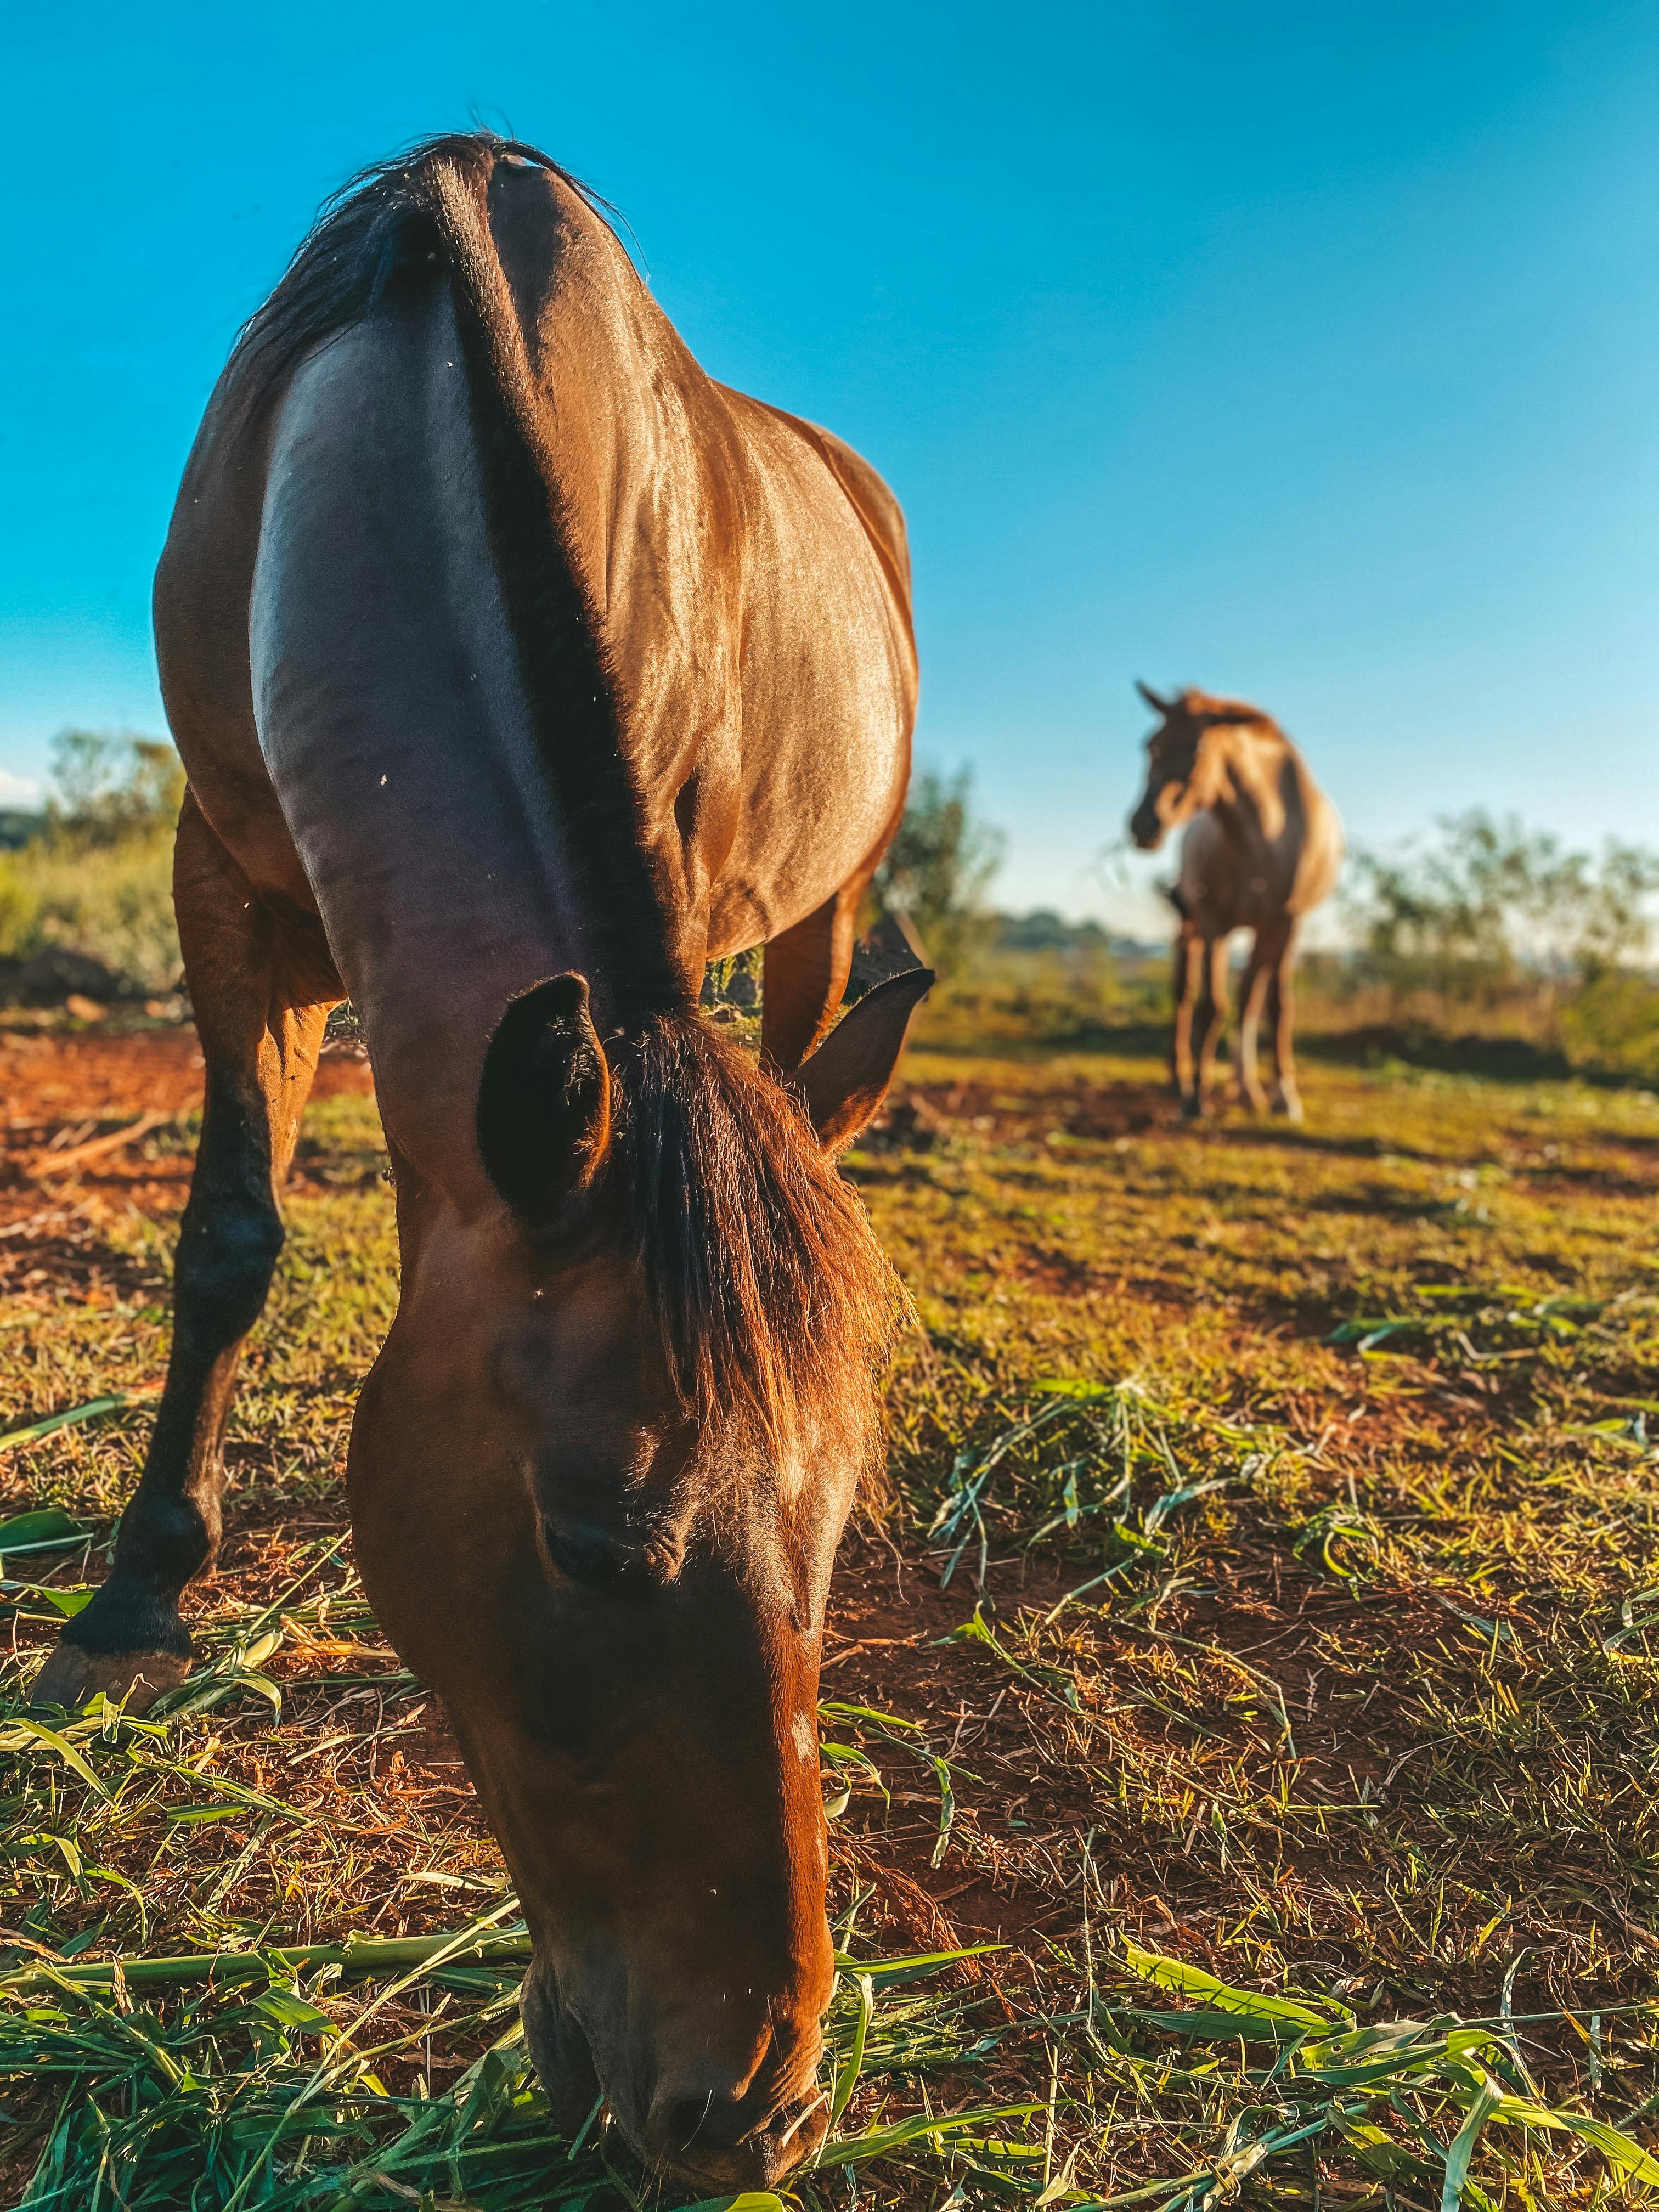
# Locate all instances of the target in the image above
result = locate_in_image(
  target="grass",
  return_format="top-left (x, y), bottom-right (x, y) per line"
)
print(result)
top-left (0, 1014), bottom-right (1657, 2205)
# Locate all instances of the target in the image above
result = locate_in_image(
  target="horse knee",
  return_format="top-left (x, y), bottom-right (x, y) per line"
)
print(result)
top-left (174, 1198), bottom-right (285, 1344)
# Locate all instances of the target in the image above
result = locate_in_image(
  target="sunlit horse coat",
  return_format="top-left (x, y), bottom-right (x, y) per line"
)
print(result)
top-left (36, 135), bottom-right (930, 2191)
top-left (1129, 684), bottom-right (1342, 1120)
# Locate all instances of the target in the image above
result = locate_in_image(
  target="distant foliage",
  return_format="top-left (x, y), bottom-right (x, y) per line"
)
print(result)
top-left (43, 730), bottom-right (186, 851)
top-left (0, 732), bottom-right (184, 993)
top-left (1347, 812), bottom-right (1659, 990)
top-left (996, 910), bottom-right (1111, 953)
top-left (1341, 811), bottom-right (1659, 1075)
top-left (873, 768), bottom-right (1005, 972)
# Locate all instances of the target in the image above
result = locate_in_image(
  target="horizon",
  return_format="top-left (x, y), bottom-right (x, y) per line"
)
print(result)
top-left (3, 2), bottom-right (1655, 934)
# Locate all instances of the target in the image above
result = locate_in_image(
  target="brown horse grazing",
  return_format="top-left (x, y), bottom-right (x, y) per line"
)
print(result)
top-left (1128, 683), bottom-right (1342, 1121)
top-left (33, 134), bottom-right (928, 2190)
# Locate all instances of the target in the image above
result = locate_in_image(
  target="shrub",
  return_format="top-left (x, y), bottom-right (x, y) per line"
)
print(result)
top-left (0, 859), bottom-right (37, 961)
top-left (1329, 814), bottom-right (1659, 1080)
top-left (44, 730), bottom-right (185, 851)
top-left (872, 768), bottom-right (1005, 975)
top-left (0, 732), bottom-right (183, 994)
top-left (1345, 812), bottom-right (1659, 1000)
top-left (1559, 969), bottom-right (1659, 1076)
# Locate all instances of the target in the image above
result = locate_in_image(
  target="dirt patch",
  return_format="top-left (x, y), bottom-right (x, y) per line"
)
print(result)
top-left (0, 1023), bottom-right (373, 1126)
top-left (0, 1024), bottom-right (379, 1261)
top-left (871, 1076), bottom-right (1176, 1148)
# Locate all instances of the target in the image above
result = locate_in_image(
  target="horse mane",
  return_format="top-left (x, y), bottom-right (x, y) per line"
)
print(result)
top-left (611, 1010), bottom-right (903, 1472)
top-left (227, 131), bottom-right (614, 421)
top-left (1178, 687), bottom-right (1283, 735)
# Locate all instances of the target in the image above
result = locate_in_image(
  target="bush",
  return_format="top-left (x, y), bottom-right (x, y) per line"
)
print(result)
top-left (1559, 970), bottom-right (1659, 1076)
top-left (872, 768), bottom-right (1005, 975)
top-left (1345, 813), bottom-right (1659, 999)
top-left (0, 732), bottom-right (183, 995)
top-left (0, 862), bottom-right (37, 962)
top-left (44, 731), bottom-right (184, 852)
top-left (1334, 813), bottom-right (1659, 1079)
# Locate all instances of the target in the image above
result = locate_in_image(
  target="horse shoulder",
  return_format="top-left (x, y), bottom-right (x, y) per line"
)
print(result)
top-left (1176, 811), bottom-right (1235, 932)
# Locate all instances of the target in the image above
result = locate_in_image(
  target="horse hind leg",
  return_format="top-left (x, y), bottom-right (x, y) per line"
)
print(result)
top-left (1192, 935), bottom-right (1231, 1118)
top-left (1268, 921), bottom-right (1304, 1122)
top-left (32, 797), bottom-right (337, 1714)
top-left (1237, 924), bottom-right (1286, 1116)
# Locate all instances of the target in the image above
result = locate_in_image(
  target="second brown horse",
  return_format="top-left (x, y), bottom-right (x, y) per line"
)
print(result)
top-left (35, 136), bottom-right (928, 2190)
top-left (1129, 683), bottom-right (1343, 1120)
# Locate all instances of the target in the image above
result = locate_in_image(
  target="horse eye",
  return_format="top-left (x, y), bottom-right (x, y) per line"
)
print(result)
top-left (541, 1516), bottom-right (627, 1587)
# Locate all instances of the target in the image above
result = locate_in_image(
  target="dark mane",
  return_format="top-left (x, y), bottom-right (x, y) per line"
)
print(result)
top-left (227, 131), bottom-right (613, 421)
top-left (1179, 687), bottom-right (1281, 734)
top-left (611, 1012), bottom-right (903, 1469)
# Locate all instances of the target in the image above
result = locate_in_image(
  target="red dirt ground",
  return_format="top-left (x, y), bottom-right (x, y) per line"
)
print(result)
top-left (0, 1021), bottom-right (1536, 1999)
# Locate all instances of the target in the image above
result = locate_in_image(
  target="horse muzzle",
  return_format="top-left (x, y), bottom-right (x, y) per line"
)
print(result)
top-left (524, 1951), bottom-right (832, 2188)
top-left (640, 2069), bottom-right (831, 2189)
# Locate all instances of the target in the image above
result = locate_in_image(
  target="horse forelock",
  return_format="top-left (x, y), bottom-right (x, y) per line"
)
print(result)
top-left (610, 1012), bottom-right (901, 1487)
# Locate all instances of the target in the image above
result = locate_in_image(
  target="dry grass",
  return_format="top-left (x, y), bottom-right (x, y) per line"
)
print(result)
top-left (0, 1014), bottom-right (1656, 2205)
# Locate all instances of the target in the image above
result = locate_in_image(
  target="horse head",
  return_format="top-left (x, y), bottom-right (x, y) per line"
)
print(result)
top-left (347, 969), bottom-right (930, 2190)
top-left (1128, 681), bottom-right (1260, 849)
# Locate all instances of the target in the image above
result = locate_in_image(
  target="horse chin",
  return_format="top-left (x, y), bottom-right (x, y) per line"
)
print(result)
top-left (520, 1961), bottom-right (601, 2134)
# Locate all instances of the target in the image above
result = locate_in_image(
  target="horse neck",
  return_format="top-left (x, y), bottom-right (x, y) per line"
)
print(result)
top-left (1208, 723), bottom-right (1306, 853)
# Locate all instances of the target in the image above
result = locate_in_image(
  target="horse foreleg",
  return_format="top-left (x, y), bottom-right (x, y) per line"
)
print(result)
top-left (32, 798), bottom-right (337, 1713)
top-left (1193, 936), bottom-right (1231, 1116)
top-left (1269, 921), bottom-right (1303, 1121)
top-left (760, 882), bottom-right (864, 1077)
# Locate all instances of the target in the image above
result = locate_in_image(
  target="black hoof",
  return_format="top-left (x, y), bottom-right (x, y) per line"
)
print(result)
top-left (30, 1640), bottom-right (192, 1716)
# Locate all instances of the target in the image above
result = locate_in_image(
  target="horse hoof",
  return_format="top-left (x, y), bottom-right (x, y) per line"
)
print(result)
top-left (1274, 1094), bottom-right (1305, 1125)
top-left (30, 1641), bottom-right (191, 1716)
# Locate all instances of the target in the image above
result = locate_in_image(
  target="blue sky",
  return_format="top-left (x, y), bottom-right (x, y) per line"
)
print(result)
top-left (2, 1), bottom-right (1654, 922)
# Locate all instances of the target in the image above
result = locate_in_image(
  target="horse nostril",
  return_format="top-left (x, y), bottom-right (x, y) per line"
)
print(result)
top-left (657, 2091), bottom-right (720, 2155)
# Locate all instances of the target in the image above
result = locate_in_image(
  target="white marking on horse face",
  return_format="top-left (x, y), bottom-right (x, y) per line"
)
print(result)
top-left (793, 1710), bottom-right (817, 1763)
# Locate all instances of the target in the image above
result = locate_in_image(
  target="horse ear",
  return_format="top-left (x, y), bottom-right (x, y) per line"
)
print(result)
top-left (477, 974), bottom-right (612, 1222)
top-left (792, 968), bottom-right (935, 1155)
top-left (1136, 679), bottom-right (1170, 715)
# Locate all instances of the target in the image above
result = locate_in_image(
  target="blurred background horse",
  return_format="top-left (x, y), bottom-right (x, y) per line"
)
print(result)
top-left (1128, 683), bottom-right (1343, 1121)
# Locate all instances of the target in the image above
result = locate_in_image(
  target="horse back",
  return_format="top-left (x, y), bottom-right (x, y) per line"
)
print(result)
top-left (1176, 746), bottom-right (1343, 935)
